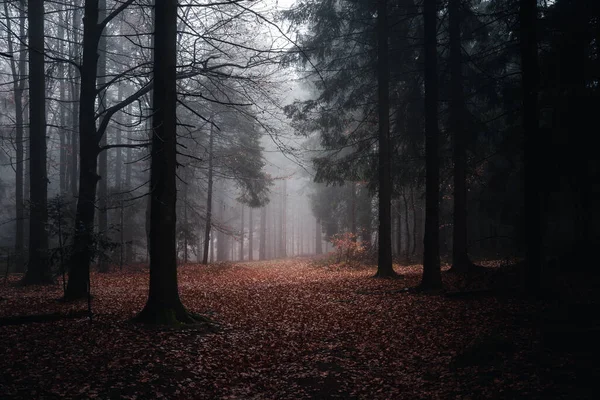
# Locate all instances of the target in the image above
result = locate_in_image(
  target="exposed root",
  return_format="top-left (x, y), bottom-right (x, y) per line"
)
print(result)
top-left (132, 306), bottom-right (220, 332)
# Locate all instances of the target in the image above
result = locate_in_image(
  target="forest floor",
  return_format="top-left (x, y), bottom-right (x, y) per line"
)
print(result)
top-left (0, 258), bottom-right (597, 399)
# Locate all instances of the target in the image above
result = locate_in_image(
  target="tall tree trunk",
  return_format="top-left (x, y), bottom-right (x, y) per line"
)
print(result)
top-left (125, 105), bottom-right (133, 263)
top-left (402, 191), bottom-right (410, 261)
top-left (351, 182), bottom-right (357, 239)
top-left (202, 124), bottom-right (214, 265)
top-left (239, 205), bottom-right (244, 261)
top-left (520, 0), bottom-right (542, 289)
top-left (115, 84), bottom-right (124, 189)
top-left (396, 202), bottom-right (402, 258)
top-left (449, 0), bottom-right (472, 273)
top-left (4, 0), bottom-right (27, 272)
top-left (216, 190), bottom-right (226, 261)
top-left (70, 4), bottom-right (80, 207)
top-left (259, 206), bottom-right (267, 260)
top-left (272, 203), bottom-right (277, 258)
top-left (66, 0), bottom-right (102, 299)
top-left (279, 180), bottom-right (287, 257)
top-left (248, 207), bottom-right (253, 261)
top-left (58, 5), bottom-right (67, 195)
top-left (23, 0), bottom-right (51, 285)
top-left (411, 188), bottom-right (417, 257)
top-left (97, 0), bottom-right (109, 273)
top-left (136, 0), bottom-right (195, 324)
top-left (421, 0), bottom-right (443, 290)
top-left (183, 173), bottom-right (188, 264)
top-left (375, 0), bottom-right (395, 277)
top-left (315, 218), bottom-right (323, 255)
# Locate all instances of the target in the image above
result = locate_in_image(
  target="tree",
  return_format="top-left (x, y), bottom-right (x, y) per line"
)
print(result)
top-left (315, 217), bottom-right (323, 255)
top-left (259, 206), bottom-right (266, 260)
top-left (448, 0), bottom-right (472, 273)
top-left (420, 0), bottom-right (442, 290)
top-left (248, 207), bottom-right (253, 260)
top-left (23, 0), bottom-right (51, 285)
top-left (136, 0), bottom-right (199, 325)
top-left (3, 0), bottom-right (27, 272)
top-left (66, 0), bottom-right (144, 300)
top-left (202, 123), bottom-right (215, 265)
top-left (374, 0), bottom-right (395, 278)
top-left (97, 0), bottom-right (109, 273)
top-left (520, 0), bottom-right (541, 288)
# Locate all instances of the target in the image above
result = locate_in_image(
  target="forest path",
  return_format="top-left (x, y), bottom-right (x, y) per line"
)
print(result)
top-left (0, 259), bottom-right (581, 399)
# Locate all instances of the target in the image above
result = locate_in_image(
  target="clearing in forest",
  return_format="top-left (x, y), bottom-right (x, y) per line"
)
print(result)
top-left (0, 259), bottom-right (593, 399)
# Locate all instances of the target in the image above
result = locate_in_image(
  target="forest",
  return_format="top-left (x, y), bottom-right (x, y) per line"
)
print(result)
top-left (0, 0), bottom-right (598, 398)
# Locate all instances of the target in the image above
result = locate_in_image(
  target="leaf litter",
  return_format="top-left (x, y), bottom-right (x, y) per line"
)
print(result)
top-left (0, 259), bottom-right (594, 399)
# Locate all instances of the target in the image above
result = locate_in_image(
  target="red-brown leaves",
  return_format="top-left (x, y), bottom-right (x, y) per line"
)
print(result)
top-left (0, 260), bottom-right (572, 398)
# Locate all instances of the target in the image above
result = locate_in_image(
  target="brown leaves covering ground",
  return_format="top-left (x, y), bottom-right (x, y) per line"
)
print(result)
top-left (0, 259), bottom-right (593, 399)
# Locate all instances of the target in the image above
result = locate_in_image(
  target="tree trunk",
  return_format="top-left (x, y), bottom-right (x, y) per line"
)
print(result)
top-left (316, 218), bottom-right (323, 255)
top-left (115, 84), bottom-right (124, 189)
top-left (70, 4), bottom-right (80, 207)
top-left (216, 190), bottom-right (226, 261)
top-left (402, 191), bottom-right (410, 262)
top-left (259, 206), bottom-right (267, 260)
top-left (351, 182), bottom-right (357, 239)
top-left (4, 0), bottom-right (27, 272)
top-left (97, 0), bottom-right (109, 273)
top-left (449, 0), bottom-right (472, 273)
top-left (520, 0), bottom-right (542, 289)
top-left (125, 105), bottom-right (133, 263)
top-left (183, 173), bottom-right (188, 264)
top-left (421, 0), bottom-right (443, 290)
top-left (279, 180), bottom-right (287, 257)
top-left (396, 202), bottom-right (402, 258)
top-left (23, 0), bottom-right (51, 285)
top-left (58, 6), bottom-right (67, 195)
top-left (239, 205), bottom-right (244, 261)
top-left (411, 188), bottom-right (417, 257)
top-left (136, 0), bottom-right (195, 325)
top-left (202, 124), bottom-right (214, 265)
top-left (375, 0), bottom-right (395, 278)
top-left (66, 0), bottom-right (102, 299)
top-left (248, 207), bottom-right (253, 261)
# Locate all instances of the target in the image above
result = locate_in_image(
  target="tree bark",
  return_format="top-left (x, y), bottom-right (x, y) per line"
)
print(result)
top-left (216, 189), bottom-right (226, 261)
top-left (375, 0), bottom-right (395, 278)
top-left (125, 104), bottom-right (133, 263)
top-left (66, 0), bottom-right (102, 299)
top-left (202, 123), bottom-right (214, 265)
top-left (520, 0), bottom-right (542, 289)
top-left (421, 0), bottom-right (443, 290)
top-left (97, 0), bottom-right (109, 273)
top-left (4, 0), bottom-right (27, 272)
top-left (259, 206), bottom-right (267, 260)
top-left (315, 218), bottom-right (323, 255)
top-left (402, 191), bottom-right (410, 262)
top-left (411, 188), bottom-right (417, 257)
top-left (248, 207), bottom-right (253, 261)
top-left (70, 4), bottom-right (80, 206)
top-left (58, 5), bottom-right (67, 194)
top-left (136, 0), bottom-right (196, 325)
top-left (449, 0), bottom-right (472, 273)
top-left (239, 205), bottom-right (244, 261)
top-left (279, 180), bottom-right (287, 257)
top-left (23, 0), bottom-right (51, 285)
top-left (351, 182), bottom-right (357, 239)
top-left (396, 202), bottom-right (402, 258)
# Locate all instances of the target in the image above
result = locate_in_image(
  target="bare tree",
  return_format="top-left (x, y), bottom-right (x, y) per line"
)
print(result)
top-left (136, 0), bottom-right (204, 325)
top-left (374, 0), bottom-right (395, 278)
top-left (3, 0), bottom-right (27, 272)
top-left (420, 0), bottom-right (442, 290)
top-left (23, 0), bottom-right (51, 285)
